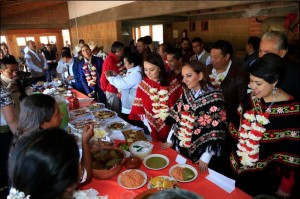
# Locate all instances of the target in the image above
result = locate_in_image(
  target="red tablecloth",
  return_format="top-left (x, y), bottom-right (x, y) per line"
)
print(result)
top-left (80, 141), bottom-right (251, 199)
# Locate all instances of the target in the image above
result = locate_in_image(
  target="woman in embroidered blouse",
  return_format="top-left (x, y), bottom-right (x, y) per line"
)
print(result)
top-left (74, 44), bottom-right (106, 103)
top-left (105, 52), bottom-right (142, 123)
top-left (162, 61), bottom-right (227, 172)
top-left (228, 53), bottom-right (299, 198)
top-left (129, 53), bottom-right (182, 142)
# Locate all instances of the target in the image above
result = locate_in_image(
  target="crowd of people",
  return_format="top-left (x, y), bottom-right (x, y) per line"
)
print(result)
top-left (0, 30), bottom-right (299, 198)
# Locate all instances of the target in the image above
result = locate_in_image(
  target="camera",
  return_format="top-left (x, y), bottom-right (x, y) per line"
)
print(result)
top-left (17, 71), bottom-right (32, 87)
top-left (16, 70), bottom-right (32, 100)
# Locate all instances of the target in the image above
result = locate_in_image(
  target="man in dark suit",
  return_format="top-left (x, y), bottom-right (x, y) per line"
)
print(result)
top-left (259, 31), bottom-right (299, 100)
top-left (242, 36), bottom-right (261, 71)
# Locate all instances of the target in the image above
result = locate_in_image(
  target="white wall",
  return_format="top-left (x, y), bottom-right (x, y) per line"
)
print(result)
top-left (68, 1), bottom-right (133, 19)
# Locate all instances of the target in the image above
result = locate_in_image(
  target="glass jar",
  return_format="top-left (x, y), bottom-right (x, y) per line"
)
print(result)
top-left (55, 95), bottom-right (69, 129)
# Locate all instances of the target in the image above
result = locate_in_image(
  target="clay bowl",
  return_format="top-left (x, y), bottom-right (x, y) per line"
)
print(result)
top-left (91, 145), bottom-right (125, 180)
top-left (124, 156), bottom-right (142, 169)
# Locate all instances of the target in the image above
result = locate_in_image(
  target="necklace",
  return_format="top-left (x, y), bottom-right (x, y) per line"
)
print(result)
top-left (149, 86), bottom-right (169, 120)
top-left (82, 61), bottom-right (97, 87)
top-left (265, 89), bottom-right (281, 113)
top-left (237, 90), bottom-right (281, 167)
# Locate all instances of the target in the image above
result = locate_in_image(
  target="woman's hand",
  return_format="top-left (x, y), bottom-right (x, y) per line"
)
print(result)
top-left (196, 159), bottom-right (209, 173)
top-left (160, 142), bottom-right (173, 150)
top-left (82, 124), bottom-right (94, 144)
top-left (105, 70), bottom-right (117, 77)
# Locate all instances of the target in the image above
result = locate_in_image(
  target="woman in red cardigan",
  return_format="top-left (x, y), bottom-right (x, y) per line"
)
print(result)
top-left (129, 53), bottom-right (182, 142)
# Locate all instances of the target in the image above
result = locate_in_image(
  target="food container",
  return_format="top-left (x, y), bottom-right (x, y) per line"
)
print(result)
top-left (91, 145), bottom-right (125, 180)
top-left (124, 157), bottom-right (142, 169)
top-left (129, 141), bottom-right (153, 160)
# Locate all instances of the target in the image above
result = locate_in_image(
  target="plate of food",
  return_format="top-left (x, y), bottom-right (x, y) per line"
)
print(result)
top-left (93, 110), bottom-right (117, 120)
top-left (93, 127), bottom-right (109, 139)
top-left (118, 169), bottom-right (147, 189)
top-left (87, 103), bottom-right (105, 111)
top-left (147, 176), bottom-right (179, 189)
top-left (169, 164), bottom-right (198, 182)
top-left (122, 129), bottom-right (147, 144)
top-left (143, 154), bottom-right (169, 170)
top-left (69, 107), bottom-right (91, 119)
top-left (107, 121), bottom-right (127, 131)
top-left (69, 118), bottom-right (102, 129)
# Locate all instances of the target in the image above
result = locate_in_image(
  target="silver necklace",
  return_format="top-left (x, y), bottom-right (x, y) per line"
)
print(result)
top-left (265, 89), bottom-right (281, 113)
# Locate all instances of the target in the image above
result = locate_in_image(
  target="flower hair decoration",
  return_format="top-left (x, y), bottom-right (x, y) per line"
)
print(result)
top-left (7, 188), bottom-right (30, 199)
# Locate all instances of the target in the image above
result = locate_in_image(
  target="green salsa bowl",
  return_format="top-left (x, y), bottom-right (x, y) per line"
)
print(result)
top-left (143, 154), bottom-right (169, 170)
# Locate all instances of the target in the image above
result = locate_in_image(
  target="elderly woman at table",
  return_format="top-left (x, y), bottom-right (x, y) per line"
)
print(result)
top-left (227, 53), bottom-right (300, 198)
top-left (105, 52), bottom-right (143, 124)
top-left (13, 94), bottom-right (94, 184)
top-left (162, 61), bottom-right (227, 172)
top-left (8, 128), bottom-right (84, 199)
top-left (129, 53), bottom-right (182, 142)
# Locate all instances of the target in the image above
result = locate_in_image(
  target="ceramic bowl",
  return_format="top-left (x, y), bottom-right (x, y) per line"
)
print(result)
top-left (124, 156), bottom-right (142, 169)
top-left (91, 145), bottom-right (125, 180)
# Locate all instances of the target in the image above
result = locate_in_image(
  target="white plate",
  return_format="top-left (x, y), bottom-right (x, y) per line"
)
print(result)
top-left (93, 110), bottom-right (117, 120)
top-left (87, 103), bottom-right (105, 111)
top-left (143, 154), bottom-right (169, 170)
top-left (147, 176), bottom-right (177, 189)
top-left (169, 164), bottom-right (198, 182)
top-left (118, 169), bottom-right (147, 189)
top-left (107, 121), bottom-right (127, 131)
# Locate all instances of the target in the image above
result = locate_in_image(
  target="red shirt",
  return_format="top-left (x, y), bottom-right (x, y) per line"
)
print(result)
top-left (100, 52), bottom-right (121, 93)
top-left (129, 77), bottom-right (182, 142)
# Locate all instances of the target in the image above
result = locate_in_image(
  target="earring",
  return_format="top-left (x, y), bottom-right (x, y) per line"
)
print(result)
top-left (272, 87), bottom-right (277, 95)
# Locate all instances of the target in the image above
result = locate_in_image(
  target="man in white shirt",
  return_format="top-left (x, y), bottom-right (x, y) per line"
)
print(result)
top-left (56, 50), bottom-right (75, 87)
top-left (24, 40), bottom-right (48, 84)
top-left (190, 37), bottom-right (211, 66)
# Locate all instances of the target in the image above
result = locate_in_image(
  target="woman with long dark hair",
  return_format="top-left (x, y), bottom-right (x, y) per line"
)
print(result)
top-left (129, 53), bottom-right (182, 142)
top-left (8, 128), bottom-right (80, 199)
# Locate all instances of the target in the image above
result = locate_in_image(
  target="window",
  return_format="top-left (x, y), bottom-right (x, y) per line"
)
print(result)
top-left (40, 36), bottom-right (48, 44)
top-left (189, 21), bottom-right (196, 32)
top-left (62, 29), bottom-right (71, 46)
top-left (38, 36), bottom-right (56, 45)
top-left (16, 37), bottom-right (26, 46)
top-left (134, 24), bottom-right (164, 44)
top-left (1, 36), bottom-right (7, 44)
top-left (152, 25), bottom-right (163, 44)
top-left (48, 36), bottom-right (56, 44)
top-left (201, 21), bottom-right (209, 31)
top-left (26, 37), bottom-right (34, 42)
top-left (140, 26), bottom-right (150, 37)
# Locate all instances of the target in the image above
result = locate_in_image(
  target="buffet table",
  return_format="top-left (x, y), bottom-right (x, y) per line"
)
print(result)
top-left (69, 89), bottom-right (251, 199)
top-left (80, 141), bottom-right (251, 199)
